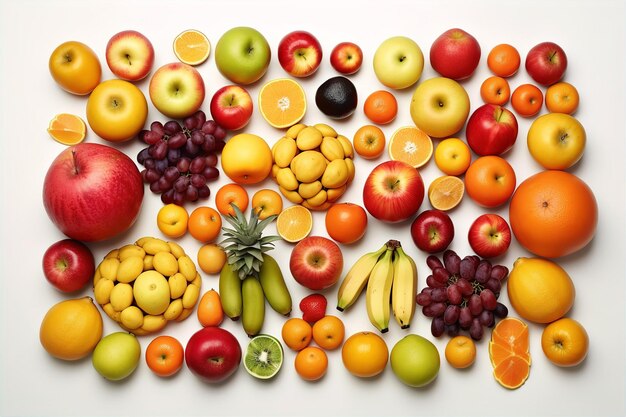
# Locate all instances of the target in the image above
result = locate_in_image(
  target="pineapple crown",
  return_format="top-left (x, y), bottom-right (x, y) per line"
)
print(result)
top-left (220, 203), bottom-right (281, 280)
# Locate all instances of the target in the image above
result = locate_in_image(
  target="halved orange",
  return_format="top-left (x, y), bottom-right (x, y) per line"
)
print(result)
top-left (427, 175), bottom-right (465, 211)
top-left (276, 205), bottom-right (312, 243)
top-left (489, 340), bottom-right (531, 367)
top-left (493, 355), bottom-right (530, 390)
top-left (259, 78), bottom-right (307, 129)
top-left (47, 113), bottom-right (86, 145)
top-left (491, 317), bottom-right (530, 356)
top-left (388, 126), bottom-right (433, 168)
top-left (173, 29), bottom-right (210, 66)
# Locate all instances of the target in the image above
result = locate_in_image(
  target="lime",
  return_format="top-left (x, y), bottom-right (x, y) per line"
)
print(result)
top-left (244, 334), bottom-right (284, 379)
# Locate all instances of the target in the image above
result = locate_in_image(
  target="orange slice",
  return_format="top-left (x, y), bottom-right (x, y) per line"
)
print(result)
top-left (47, 113), bottom-right (86, 145)
top-left (491, 317), bottom-right (530, 356)
top-left (489, 340), bottom-right (531, 367)
top-left (276, 205), bottom-right (312, 243)
top-left (388, 126), bottom-right (433, 168)
top-left (493, 355), bottom-right (530, 389)
top-left (427, 175), bottom-right (465, 211)
top-left (259, 78), bottom-right (307, 129)
top-left (173, 29), bottom-right (210, 66)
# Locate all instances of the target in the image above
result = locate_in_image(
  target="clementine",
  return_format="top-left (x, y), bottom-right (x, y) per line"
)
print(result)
top-left (464, 156), bottom-right (516, 208)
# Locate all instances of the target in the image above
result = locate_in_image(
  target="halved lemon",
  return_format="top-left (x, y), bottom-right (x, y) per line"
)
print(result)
top-left (173, 29), bottom-right (210, 66)
top-left (47, 113), bottom-right (86, 145)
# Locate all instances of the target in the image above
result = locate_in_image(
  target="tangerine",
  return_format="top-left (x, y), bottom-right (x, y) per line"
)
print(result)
top-left (445, 336), bottom-right (476, 369)
top-left (341, 331), bottom-right (388, 378)
top-left (511, 83), bottom-right (543, 117)
top-left (215, 183), bottom-right (249, 217)
top-left (541, 317), bottom-right (589, 367)
top-left (363, 90), bottom-right (398, 125)
top-left (480, 76), bottom-right (511, 106)
top-left (325, 202), bottom-right (368, 245)
top-left (145, 335), bottom-right (185, 377)
top-left (312, 315), bottom-right (345, 350)
top-left (196, 243), bottom-right (227, 275)
top-left (545, 82), bottom-right (579, 114)
top-left (464, 156), bottom-right (516, 208)
top-left (281, 317), bottom-right (312, 351)
top-left (353, 125), bottom-right (386, 160)
top-left (188, 206), bottom-right (222, 243)
top-left (294, 346), bottom-right (328, 381)
top-left (252, 188), bottom-right (283, 220)
top-left (487, 43), bottom-right (521, 77)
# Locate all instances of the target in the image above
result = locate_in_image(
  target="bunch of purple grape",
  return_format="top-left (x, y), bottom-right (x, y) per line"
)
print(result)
top-left (416, 249), bottom-right (509, 341)
top-left (136, 110), bottom-right (228, 205)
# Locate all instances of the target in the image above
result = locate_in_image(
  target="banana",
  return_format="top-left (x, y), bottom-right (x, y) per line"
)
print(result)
top-left (391, 246), bottom-right (418, 329)
top-left (219, 263), bottom-right (243, 320)
top-left (259, 254), bottom-right (292, 316)
top-left (365, 247), bottom-right (395, 333)
top-left (336, 243), bottom-right (388, 311)
top-left (241, 276), bottom-right (265, 337)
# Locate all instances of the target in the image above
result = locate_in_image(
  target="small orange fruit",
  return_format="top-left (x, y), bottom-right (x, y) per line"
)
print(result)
top-left (197, 289), bottom-right (224, 327)
top-left (312, 315), bottom-right (345, 350)
top-left (388, 126), bottom-right (433, 168)
top-left (325, 202), bottom-right (368, 245)
top-left (428, 175), bottom-right (465, 211)
top-left (487, 43), bottom-right (521, 77)
top-left (434, 138), bottom-right (471, 176)
top-left (511, 83), bottom-right (543, 117)
top-left (215, 183), bottom-right (249, 217)
top-left (221, 133), bottom-right (273, 184)
top-left (145, 335), bottom-right (185, 377)
top-left (47, 113), bottom-right (87, 145)
top-left (188, 206), bottom-right (222, 243)
top-left (353, 125), bottom-right (386, 160)
top-left (252, 188), bottom-right (283, 220)
top-left (545, 82), bottom-right (579, 114)
top-left (464, 156), bottom-right (516, 208)
top-left (281, 317), bottom-right (313, 351)
top-left (276, 205), bottom-right (313, 243)
top-left (173, 29), bottom-right (211, 66)
top-left (341, 331), bottom-right (388, 378)
top-left (197, 243), bottom-right (227, 275)
top-left (480, 76), bottom-right (511, 106)
top-left (363, 90), bottom-right (398, 125)
top-left (541, 317), bottom-right (589, 367)
top-left (295, 346), bottom-right (328, 381)
top-left (258, 78), bottom-right (307, 129)
top-left (445, 336), bottom-right (476, 369)
top-left (156, 203), bottom-right (189, 239)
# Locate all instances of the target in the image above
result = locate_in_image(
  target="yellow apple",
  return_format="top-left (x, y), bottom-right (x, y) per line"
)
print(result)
top-left (49, 41), bottom-right (101, 95)
top-left (527, 113), bottom-right (586, 170)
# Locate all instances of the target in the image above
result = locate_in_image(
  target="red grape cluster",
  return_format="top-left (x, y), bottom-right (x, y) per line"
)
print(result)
top-left (416, 250), bottom-right (509, 340)
top-left (136, 110), bottom-right (227, 205)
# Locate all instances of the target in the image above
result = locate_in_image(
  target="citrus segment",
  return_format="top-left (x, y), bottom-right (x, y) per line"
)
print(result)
top-left (489, 340), bottom-right (531, 367)
top-left (388, 126), bottom-right (433, 168)
top-left (173, 29), bottom-right (210, 66)
top-left (493, 355), bottom-right (530, 389)
top-left (491, 317), bottom-right (530, 355)
top-left (47, 113), bottom-right (86, 145)
top-left (276, 205), bottom-right (312, 243)
top-left (428, 175), bottom-right (465, 211)
top-left (259, 78), bottom-right (307, 129)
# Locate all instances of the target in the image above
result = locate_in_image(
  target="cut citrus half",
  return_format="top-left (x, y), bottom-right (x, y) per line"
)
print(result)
top-left (259, 78), bottom-right (307, 129)
top-left (493, 355), bottom-right (530, 390)
top-left (489, 340), bottom-right (531, 367)
top-left (388, 126), bottom-right (433, 168)
top-left (173, 29), bottom-right (210, 66)
top-left (428, 175), bottom-right (465, 211)
top-left (244, 334), bottom-right (284, 380)
top-left (276, 205), bottom-right (312, 243)
top-left (47, 113), bottom-right (86, 145)
top-left (491, 317), bottom-right (530, 356)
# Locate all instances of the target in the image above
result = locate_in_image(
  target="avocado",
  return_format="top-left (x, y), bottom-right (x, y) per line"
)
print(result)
top-left (315, 76), bottom-right (358, 119)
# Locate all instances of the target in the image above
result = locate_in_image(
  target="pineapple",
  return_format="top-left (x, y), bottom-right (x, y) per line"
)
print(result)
top-left (220, 204), bottom-right (281, 280)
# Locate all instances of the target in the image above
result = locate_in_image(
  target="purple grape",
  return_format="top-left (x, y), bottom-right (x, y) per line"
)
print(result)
top-left (421, 287), bottom-right (433, 297)
top-left (164, 166), bottom-right (180, 183)
top-left (143, 169), bottom-right (160, 183)
top-left (161, 189), bottom-right (175, 204)
top-left (152, 140), bottom-right (169, 160)
top-left (198, 185), bottom-right (211, 199)
top-left (433, 267), bottom-right (450, 284)
top-left (149, 181), bottom-right (161, 193)
top-left (164, 120), bottom-right (182, 135)
top-left (202, 120), bottom-right (217, 135)
top-left (144, 158), bottom-right (156, 170)
top-left (475, 260), bottom-right (492, 284)
top-left (185, 185), bottom-right (199, 202)
top-left (184, 115), bottom-right (198, 131)
top-left (143, 130), bottom-right (162, 145)
top-left (157, 176), bottom-right (171, 191)
top-left (480, 289), bottom-right (498, 311)
top-left (456, 278), bottom-right (474, 297)
top-left (431, 317), bottom-right (445, 337)
top-left (191, 130), bottom-right (205, 146)
top-left (205, 154), bottom-right (218, 167)
top-left (423, 302), bottom-right (446, 318)
top-left (459, 307), bottom-right (473, 329)
top-left (150, 121), bottom-right (165, 136)
top-left (479, 310), bottom-right (495, 327)
top-left (469, 318), bottom-right (484, 340)
top-left (190, 173), bottom-right (207, 188)
top-left (167, 148), bottom-right (181, 164)
top-left (168, 132), bottom-right (187, 149)
top-left (185, 139), bottom-right (200, 156)
top-left (443, 250), bottom-right (461, 275)
top-left (490, 265), bottom-right (509, 281)
top-left (202, 166), bottom-right (220, 181)
top-left (137, 148), bottom-right (151, 165)
top-left (459, 257), bottom-right (478, 280)
top-left (202, 135), bottom-right (216, 152)
top-left (444, 305), bottom-right (460, 325)
top-left (416, 292), bottom-right (432, 307)
top-left (446, 323), bottom-right (460, 337)
top-left (485, 278), bottom-right (502, 294)
top-left (214, 125), bottom-right (227, 141)
top-left (214, 139), bottom-right (226, 153)
top-left (447, 284), bottom-right (463, 305)
top-left (189, 157), bottom-right (206, 174)
top-left (177, 157), bottom-right (191, 173)
top-left (426, 275), bottom-right (445, 288)
top-left (426, 255), bottom-right (444, 271)
top-left (468, 294), bottom-right (483, 316)
top-left (174, 176), bottom-right (190, 193)
top-left (494, 302), bottom-right (509, 318)
top-left (431, 288), bottom-right (447, 303)
top-left (172, 191), bottom-right (185, 206)
top-left (154, 159), bottom-right (169, 174)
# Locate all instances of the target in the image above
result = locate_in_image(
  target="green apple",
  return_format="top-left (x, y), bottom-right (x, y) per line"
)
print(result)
top-left (390, 334), bottom-right (440, 388)
top-left (373, 36), bottom-right (424, 90)
top-left (92, 332), bottom-right (141, 381)
top-left (215, 27), bottom-right (271, 85)
top-left (410, 77), bottom-right (470, 138)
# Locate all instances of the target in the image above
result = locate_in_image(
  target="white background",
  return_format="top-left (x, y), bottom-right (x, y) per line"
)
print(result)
top-left (1, 0), bottom-right (625, 416)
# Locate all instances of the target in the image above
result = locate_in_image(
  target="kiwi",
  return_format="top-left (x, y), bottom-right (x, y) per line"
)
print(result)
top-left (315, 76), bottom-right (358, 119)
top-left (243, 334), bottom-right (284, 379)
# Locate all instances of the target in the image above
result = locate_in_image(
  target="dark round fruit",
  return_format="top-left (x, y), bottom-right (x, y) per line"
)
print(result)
top-left (315, 76), bottom-right (358, 119)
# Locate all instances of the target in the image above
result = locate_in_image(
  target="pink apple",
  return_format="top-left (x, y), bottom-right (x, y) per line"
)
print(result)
top-left (430, 28), bottom-right (481, 80)
top-left (525, 42), bottom-right (568, 86)
top-left (209, 85), bottom-right (253, 131)
top-left (185, 327), bottom-right (241, 383)
top-left (468, 214), bottom-right (511, 259)
top-left (466, 104), bottom-right (518, 156)
top-left (278, 31), bottom-right (323, 77)
top-left (289, 236), bottom-right (343, 290)
top-left (42, 239), bottom-right (95, 292)
top-left (105, 30), bottom-right (154, 81)
top-left (42, 143), bottom-right (144, 242)
top-left (363, 160), bottom-right (425, 223)
top-left (330, 42), bottom-right (363, 75)
top-left (410, 210), bottom-right (455, 254)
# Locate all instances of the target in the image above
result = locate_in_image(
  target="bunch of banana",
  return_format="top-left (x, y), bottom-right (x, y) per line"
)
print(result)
top-left (336, 240), bottom-right (418, 333)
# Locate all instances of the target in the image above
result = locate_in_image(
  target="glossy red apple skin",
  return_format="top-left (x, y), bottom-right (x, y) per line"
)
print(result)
top-left (430, 28), bottom-right (481, 80)
top-left (185, 327), bottom-right (242, 383)
top-left (468, 214), bottom-right (512, 258)
top-left (363, 160), bottom-right (425, 223)
top-left (466, 104), bottom-right (518, 156)
top-left (277, 31), bottom-right (323, 77)
top-left (42, 143), bottom-right (144, 242)
top-left (209, 85), bottom-right (253, 131)
top-left (330, 42), bottom-right (363, 75)
top-left (410, 210), bottom-right (455, 254)
top-left (289, 236), bottom-right (344, 290)
top-left (525, 42), bottom-right (568, 86)
top-left (42, 239), bottom-right (95, 292)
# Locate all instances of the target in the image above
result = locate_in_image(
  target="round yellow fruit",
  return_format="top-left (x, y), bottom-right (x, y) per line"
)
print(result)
top-left (527, 113), bottom-right (586, 170)
top-left (221, 133), bottom-right (273, 184)
top-left (197, 244), bottom-right (227, 275)
top-left (157, 204), bottom-right (189, 238)
top-left (133, 270), bottom-right (171, 315)
top-left (434, 138), bottom-right (472, 176)
top-left (49, 41), bottom-right (101, 95)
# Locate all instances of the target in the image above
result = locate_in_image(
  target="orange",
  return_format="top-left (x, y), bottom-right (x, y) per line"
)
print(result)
top-left (145, 335), bottom-right (185, 377)
top-left (363, 90), bottom-right (398, 125)
top-left (197, 243), bottom-right (227, 275)
top-left (196, 289), bottom-right (224, 327)
top-left (258, 78), bottom-right (307, 129)
top-left (434, 138), bottom-right (471, 176)
top-left (156, 203), bottom-right (189, 239)
top-left (312, 315), bottom-right (345, 350)
top-left (445, 336), bottom-right (476, 369)
top-left (276, 205), bottom-right (313, 243)
top-left (480, 76), bottom-right (511, 106)
top-left (325, 202), bottom-right (368, 245)
top-left (541, 317), bottom-right (589, 367)
top-left (428, 175), bottom-right (464, 211)
top-left (341, 331), bottom-right (388, 378)
top-left (47, 113), bottom-right (87, 145)
top-left (215, 183), bottom-right (249, 217)
top-left (252, 188), bottom-right (283, 220)
top-left (545, 82), bottom-right (579, 114)
top-left (511, 83), bottom-right (543, 117)
top-left (281, 317), bottom-right (312, 351)
top-left (489, 340), bottom-right (531, 367)
top-left (464, 156), bottom-right (516, 208)
top-left (493, 355), bottom-right (530, 389)
top-left (353, 125), bottom-right (386, 160)
top-left (295, 346), bottom-right (328, 381)
top-left (491, 317), bottom-right (531, 358)
top-left (509, 170), bottom-right (597, 258)
top-left (221, 133), bottom-right (273, 184)
top-left (173, 29), bottom-right (211, 66)
top-left (487, 43), bottom-right (521, 77)
top-left (188, 206), bottom-right (222, 243)
top-left (388, 126), bottom-right (433, 168)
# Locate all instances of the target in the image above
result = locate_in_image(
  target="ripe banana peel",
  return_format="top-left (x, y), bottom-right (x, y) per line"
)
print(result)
top-left (336, 243), bottom-right (388, 311)
top-left (391, 246), bottom-right (418, 329)
top-left (366, 247), bottom-right (395, 333)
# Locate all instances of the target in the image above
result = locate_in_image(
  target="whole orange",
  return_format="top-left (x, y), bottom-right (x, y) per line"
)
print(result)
top-left (188, 206), bottom-right (222, 243)
top-left (363, 90), bottom-right (398, 125)
top-left (464, 156), bottom-right (516, 208)
top-left (353, 125), bottom-right (386, 160)
top-left (281, 317), bottom-right (312, 351)
top-left (341, 331), bottom-right (388, 378)
top-left (325, 202), bottom-right (368, 244)
top-left (541, 317), bottom-right (589, 367)
top-left (294, 346), bottom-right (328, 381)
top-left (312, 315), bottom-right (345, 350)
top-left (145, 335), bottom-right (184, 377)
top-left (215, 183), bottom-right (249, 217)
top-left (221, 133), bottom-right (272, 184)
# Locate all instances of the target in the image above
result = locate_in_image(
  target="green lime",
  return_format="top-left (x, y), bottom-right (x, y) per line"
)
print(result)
top-left (244, 334), bottom-right (284, 379)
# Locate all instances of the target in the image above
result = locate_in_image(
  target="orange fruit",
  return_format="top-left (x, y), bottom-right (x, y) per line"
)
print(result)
top-left (156, 203), bottom-right (189, 239)
top-left (491, 317), bottom-right (531, 358)
top-left (353, 125), bottom-right (386, 160)
top-left (294, 346), bottom-right (328, 381)
top-left (434, 138), bottom-right (471, 176)
top-left (445, 336), bottom-right (476, 369)
top-left (312, 315), bottom-right (345, 350)
top-left (509, 170), bottom-right (597, 258)
top-left (464, 155), bottom-right (516, 208)
top-left (487, 43), bottom-right (521, 77)
top-left (363, 90), bottom-right (398, 125)
top-left (252, 188), bottom-right (283, 220)
top-left (541, 317), bottom-right (589, 367)
top-left (492, 355), bottom-right (530, 389)
top-left (47, 113), bottom-right (87, 145)
top-left (221, 133), bottom-right (273, 184)
top-left (188, 206), bottom-right (222, 243)
top-left (480, 76), bottom-right (511, 106)
top-left (511, 83), bottom-right (543, 117)
top-left (196, 289), bottom-right (224, 327)
top-left (388, 126), bottom-right (433, 168)
top-left (215, 183), bottom-right (249, 217)
top-left (341, 331), bottom-right (388, 378)
top-left (276, 205), bottom-right (313, 243)
top-left (258, 78), bottom-right (307, 129)
top-left (281, 317), bottom-right (312, 351)
top-left (428, 175), bottom-right (465, 211)
top-left (324, 202), bottom-right (368, 245)
top-left (173, 29), bottom-right (211, 66)
top-left (197, 243), bottom-right (227, 275)
top-left (489, 340), bottom-right (531, 367)
top-left (545, 82), bottom-right (579, 114)
top-left (145, 335), bottom-right (185, 377)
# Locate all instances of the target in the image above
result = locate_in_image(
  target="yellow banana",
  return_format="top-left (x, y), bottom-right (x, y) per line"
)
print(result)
top-left (391, 246), bottom-right (418, 329)
top-left (366, 247), bottom-right (395, 333)
top-left (241, 276), bottom-right (265, 337)
top-left (336, 243), bottom-right (388, 312)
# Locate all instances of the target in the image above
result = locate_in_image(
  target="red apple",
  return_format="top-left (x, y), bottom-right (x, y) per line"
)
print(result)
top-left (42, 143), bottom-right (144, 242)
top-left (525, 42), bottom-right (568, 86)
top-left (185, 327), bottom-right (242, 383)
top-left (209, 85), bottom-right (253, 131)
top-left (105, 30), bottom-right (154, 81)
top-left (362, 160), bottom-right (424, 223)
top-left (330, 42), bottom-right (363, 75)
top-left (410, 210), bottom-right (455, 254)
top-left (277, 31), bottom-right (323, 77)
top-left (430, 28), bottom-right (481, 80)
top-left (466, 104), bottom-right (518, 156)
top-left (42, 239), bottom-right (95, 292)
top-left (289, 236), bottom-right (343, 290)
top-left (468, 214), bottom-right (511, 259)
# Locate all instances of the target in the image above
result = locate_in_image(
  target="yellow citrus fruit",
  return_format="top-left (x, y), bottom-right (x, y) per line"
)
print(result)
top-left (221, 133), bottom-right (273, 184)
top-left (428, 175), bottom-right (465, 211)
top-left (156, 203), bottom-right (189, 239)
top-left (47, 113), bottom-right (86, 145)
top-left (445, 336), bottom-right (476, 369)
top-left (173, 29), bottom-right (211, 66)
top-left (258, 78), bottom-right (307, 129)
top-left (197, 244), bottom-right (227, 275)
top-left (388, 126), bottom-right (433, 168)
top-left (341, 331), bottom-right (388, 378)
top-left (276, 205), bottom-right (313, 243)
top-left (434, 138), bottom-right (471, 176)
top-left (541, 317), bottom-right (589, 367)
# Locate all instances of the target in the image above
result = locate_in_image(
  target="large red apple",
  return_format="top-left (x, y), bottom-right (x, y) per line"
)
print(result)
top-left (525, 42), bottom-right (568, 86)
top-left (468, 214), bottom-right (511, 259)
top-left (363, 160), bottom-right (424, 223)
top-left (430, 28), bottom-right (481, 80)
top-left (289, 236), bottom-right (343, 290)
top-left (42, 239), bottom-right (95, 292)
top-left (185, 327), bottom-right (242, 383)
top-left (466, 104), bottom-right (518, 156)
top-left (42, 143), bottom-right (144, 242)
top-left (278, 31), bottom-right (323, 77)
top-left (410, 210), bottom-right (455, 254)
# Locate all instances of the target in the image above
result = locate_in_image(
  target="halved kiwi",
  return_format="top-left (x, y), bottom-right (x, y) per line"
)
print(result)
top-left (244, 334), bottom-right (284, 379)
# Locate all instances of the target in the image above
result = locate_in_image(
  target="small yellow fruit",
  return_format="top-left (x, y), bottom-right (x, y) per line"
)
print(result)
top-left (133, 271), bottom-right (171, 315)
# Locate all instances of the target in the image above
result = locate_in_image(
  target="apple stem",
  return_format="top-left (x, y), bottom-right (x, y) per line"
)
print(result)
top-left (71, 149), bottom-right (80, 175)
